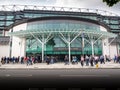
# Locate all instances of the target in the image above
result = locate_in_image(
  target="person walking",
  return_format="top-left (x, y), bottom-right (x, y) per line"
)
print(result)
top-left (46, 56), bottom-right (50, 65)
top-left (85, 55), bottom-right (89, 66)
top-left (80, 55), bottom-right (84, 67)
top-left (90, 55), bottom-right (94, 66)
top-left (20, 56), bottom-right (24, 64)
top-left (94, 55), bottom-right (99, 65)
top-left (31, 56), bottom-right (35, 65)
top-left (0, 57), bottom-right (3, 66)
top-left (100, 55), bottom-right (104, 64)
top-left (72, 56), bottom-right (78, 64)
top-left (64, 55), bottom-right (69, 65)
top-left (12, 56), bottom-right (15, 64)
top-left (117, 54), bottom-right (120, 63)
top-left (26, 56), bottom-right (30, 66)
top-left (1, 57), bottom-right (4, 64)
top-left (114, 55), bottom-right (117, 63)
top-left (50, 56), bottom-right (54, 64)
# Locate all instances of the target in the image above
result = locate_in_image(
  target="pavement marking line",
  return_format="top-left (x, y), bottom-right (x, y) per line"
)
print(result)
top-left (60, 75), bottom-right (110, 77)
top-left (5, 74), bottom-right (32, 77)
top-left (5, 74), bottom-right (11, 77)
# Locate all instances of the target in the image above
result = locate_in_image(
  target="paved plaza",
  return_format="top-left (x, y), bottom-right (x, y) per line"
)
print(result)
top-left (0, 61), bottom-right (120, 69)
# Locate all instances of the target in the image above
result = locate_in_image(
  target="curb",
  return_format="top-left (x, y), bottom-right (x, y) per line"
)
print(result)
top-left (0, 67), bottom-right (120, 70)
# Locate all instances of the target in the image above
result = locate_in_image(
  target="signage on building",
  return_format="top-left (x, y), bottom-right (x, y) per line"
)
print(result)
top-left (54, 47), bottom-right (82, 51)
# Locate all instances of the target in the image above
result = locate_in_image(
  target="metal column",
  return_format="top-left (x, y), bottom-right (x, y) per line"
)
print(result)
top-left (30, 32), bottom-right (52, 63)
top-left (91, 39), bottom-right (94, 56)
top-left (59, 31), bottom-right (82, 63)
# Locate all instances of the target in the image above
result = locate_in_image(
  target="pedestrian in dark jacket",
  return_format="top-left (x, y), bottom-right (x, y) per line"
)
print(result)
top-left (64, 55), bottom-right (69, 65)
top-left (81, 55), bottom-right (84, 67)
top-left (90, 55), bottom-right (94, 66)
top-left (46, 56), bottom-right (50, 65)
top-left (117, 54), bottom-right (120, 63)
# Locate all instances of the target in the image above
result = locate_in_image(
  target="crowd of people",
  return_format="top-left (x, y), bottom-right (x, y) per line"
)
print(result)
top-left (0, 55), bottom-right (58, 65)
top-left (1, 54), bottom-right (120, 66)
top-left (1, 56), bottom-right (41, 65)
top-left (64, 54), bottom-right (120, 66)
top-left (64, 55), bottom-right (111, 67)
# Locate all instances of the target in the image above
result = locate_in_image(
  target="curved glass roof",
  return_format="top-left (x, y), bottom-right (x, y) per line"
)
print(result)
top-left (27, 20), bottom-right (101, 32)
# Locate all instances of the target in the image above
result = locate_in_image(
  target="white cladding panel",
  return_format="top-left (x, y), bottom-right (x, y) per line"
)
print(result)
top-left (109, 45), bottom-right (117, 59)
top-left (11, 23), bottom-right (27, 57)
top-left (0, 45), bottom-right (9, 59)
top-left (102, 38), bottom-right (110, 56)
top-left (13, 23), bottom-right (27, 32)
top-left (100, 26), bottom-right (107, 32)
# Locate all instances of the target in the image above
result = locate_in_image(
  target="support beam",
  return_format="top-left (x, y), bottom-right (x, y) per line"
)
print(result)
top-left (59, 31), bottom-right (82, 63)
top-left (108, 37), bottom-right (116, 46)
top-left (19, 39), bottom-right (23, 58)
top-left (59, 32), bottom-right (69, 43)
top-left (91, 39), bottom-right (94, 56)
top-left (68, 34), bottom-right (71, 63)
top-left (30, 32), bottom-right (53, 63)
top-left (108, 37), bottom-right (116, 56)
top-left (86, 34), bottom-right (104, 56)
top-left (70, 31), bottom-right (82, 43)
top-left (30, 32), bottom-right (44, 62)
top-left (30, 32), bottom-right (42, 44)
top-left (93, 35), bottom-right (103, 44)
top-left (41, 34), bottom-right (45, 63)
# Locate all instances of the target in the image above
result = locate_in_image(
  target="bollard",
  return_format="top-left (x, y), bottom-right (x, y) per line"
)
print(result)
top-left (96, 63), bottom-right (98, 68)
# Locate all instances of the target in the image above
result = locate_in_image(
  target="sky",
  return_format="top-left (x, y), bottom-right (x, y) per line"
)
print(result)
top-left (0, 0), bottom-right (120, 15)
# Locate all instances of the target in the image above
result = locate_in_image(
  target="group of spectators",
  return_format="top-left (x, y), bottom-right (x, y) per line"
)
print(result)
top-left (113, 54), bottom-right (120, 63)
top-left (1, 56), bottom-right (42, 65)
top-left (0, 55), bottom-right (59, 65)
top-left (1, 54), bottom-right (119, 66)
top-left (64, 54), bottom-right (112, 67)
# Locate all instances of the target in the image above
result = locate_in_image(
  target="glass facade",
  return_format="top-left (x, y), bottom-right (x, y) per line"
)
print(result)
top-left (27, 20), bottom-right (100, 31)
top-left (26, 20), bottom-right (102, 55)
top-left (26, 36), bottom-right (102, 55)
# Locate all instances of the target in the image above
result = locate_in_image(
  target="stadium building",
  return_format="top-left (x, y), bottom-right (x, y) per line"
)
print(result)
top-left (0, 5), bottom-right (119, 62)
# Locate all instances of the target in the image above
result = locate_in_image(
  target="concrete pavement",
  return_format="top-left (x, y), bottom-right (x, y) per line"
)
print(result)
top-left (0, 61), bottom-right (120, 69)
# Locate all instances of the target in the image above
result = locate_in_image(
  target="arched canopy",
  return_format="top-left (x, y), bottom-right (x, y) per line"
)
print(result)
top-left (8, 29), bottom-right (116, 38)
top-left (8, 16), bottom-right (117, 38)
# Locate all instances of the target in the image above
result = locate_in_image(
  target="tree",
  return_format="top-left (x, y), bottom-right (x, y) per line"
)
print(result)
top-left (103, 0), bottom-right (120, 6)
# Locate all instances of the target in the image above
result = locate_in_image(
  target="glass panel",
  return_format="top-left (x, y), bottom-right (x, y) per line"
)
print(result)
top-left (0, 21), bottom-right (4, 26)
top-left (0, 31), bottom-right (3, 36)
top-left (110, 20), bottom-right (119, 24)
top-left (6, 21), bottom-right (13, 26)
top-left (110, 25), bottom-right (119, 29)
top-left (6, 16), bottom-right (14, 20)
top-left (0, 16), bottom-right (5, 20)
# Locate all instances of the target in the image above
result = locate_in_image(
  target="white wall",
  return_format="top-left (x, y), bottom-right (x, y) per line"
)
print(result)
top-left (102, 38), bottom-right (118, 59)
top-left (11, 23), bottom-right (27, 57)
top-left (100, 26), bottom-right (118, 58)
top-left (0, 45), bottom-right (9, 59)
top-left (102, 38), bottom-right (109, 56)
top-left (11, 37), bottom-right (26, 57)
top-left (100, 26), bottom-right (107, 32)
top-left (109, 45), bottom-right (117, 59)
top-left (13, 23), bottom-right (27, 32)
